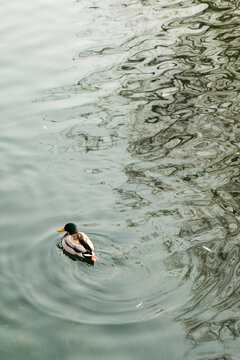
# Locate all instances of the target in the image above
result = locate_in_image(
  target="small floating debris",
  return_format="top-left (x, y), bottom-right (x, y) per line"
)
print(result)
top-left (162, 92), bottom-right (170, 97)
top-left (136, 301), bottom-right (143, 309)
top-left (43, 125), bottom-right (48, 130)
top-left (202, 246), bottom-right (212, 252)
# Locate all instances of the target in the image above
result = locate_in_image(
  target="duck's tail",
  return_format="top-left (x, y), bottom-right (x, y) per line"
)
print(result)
top-left (82, 252), bottom-right (99, 262)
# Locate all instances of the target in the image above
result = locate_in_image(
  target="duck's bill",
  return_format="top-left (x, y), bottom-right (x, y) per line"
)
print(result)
top-left (57, 228), bottom-right (65, 232)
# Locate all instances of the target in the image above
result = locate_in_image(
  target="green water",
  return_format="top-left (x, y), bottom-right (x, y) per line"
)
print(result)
top-left (1, 0), bottom-right (240, 359)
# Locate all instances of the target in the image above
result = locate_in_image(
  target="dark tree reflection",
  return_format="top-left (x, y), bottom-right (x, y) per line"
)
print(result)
top-left (119, 0), bottom-right (240, 358)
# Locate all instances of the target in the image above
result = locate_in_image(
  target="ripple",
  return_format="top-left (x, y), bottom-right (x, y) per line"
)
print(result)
top-left (9, 229), bottom-right (177, 326)
top-left (2, 0), bottom-right (240, 358)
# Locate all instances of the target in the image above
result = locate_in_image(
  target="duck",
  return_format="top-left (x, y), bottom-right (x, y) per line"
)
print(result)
top-left (57, 223), bottom-right (97, 262)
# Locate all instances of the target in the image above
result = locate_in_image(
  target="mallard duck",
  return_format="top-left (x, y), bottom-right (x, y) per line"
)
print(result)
top-left (57, 223), bottom-right (97, 262)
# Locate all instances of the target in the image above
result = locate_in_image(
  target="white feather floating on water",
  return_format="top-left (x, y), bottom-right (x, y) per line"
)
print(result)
top-left (136, 302), bottom-right (142, 309)
top-left (202, 246), bottom-right (212, 252)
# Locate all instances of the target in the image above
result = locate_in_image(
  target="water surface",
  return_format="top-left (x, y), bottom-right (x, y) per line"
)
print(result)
top-left (1, 0), bottom-right (240, 359)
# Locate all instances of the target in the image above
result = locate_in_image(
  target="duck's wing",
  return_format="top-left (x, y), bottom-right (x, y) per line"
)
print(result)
top-left (62, 234), bottom-right (86, 255)
top-left (73, 232), bottom-right (94, 252)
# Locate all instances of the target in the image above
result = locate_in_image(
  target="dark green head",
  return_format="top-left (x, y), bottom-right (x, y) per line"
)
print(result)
top-left (57, 223), bottom-right (78, 235)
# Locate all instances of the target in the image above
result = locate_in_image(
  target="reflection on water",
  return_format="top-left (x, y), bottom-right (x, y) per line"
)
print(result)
top-left (117, 0), bottom-right (240, 358)
top-left (1, 0), bottom-right (240, 359)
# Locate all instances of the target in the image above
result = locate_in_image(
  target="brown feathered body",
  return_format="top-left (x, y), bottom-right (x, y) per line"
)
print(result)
top-left (62, 231), bottom-right (95, 260)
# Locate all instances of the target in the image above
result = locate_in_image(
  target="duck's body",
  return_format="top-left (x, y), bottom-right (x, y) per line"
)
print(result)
top-left (57, 223), bottom-right (97, 262)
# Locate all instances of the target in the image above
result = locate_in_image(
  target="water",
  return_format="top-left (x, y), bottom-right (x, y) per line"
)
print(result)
top-left (1, 0), bottom-right (240, 359)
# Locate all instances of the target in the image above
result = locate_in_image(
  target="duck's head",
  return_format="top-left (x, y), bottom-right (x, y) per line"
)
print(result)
top-left (57, 223), bottom-right (78, 235)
